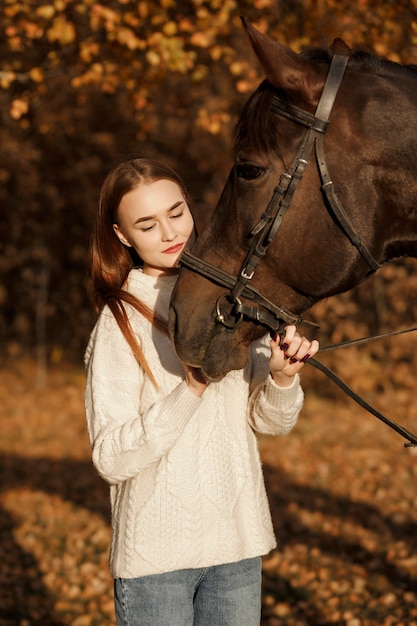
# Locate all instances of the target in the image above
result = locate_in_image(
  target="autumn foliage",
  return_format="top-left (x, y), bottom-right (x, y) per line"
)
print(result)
top-left (1, 0), bottom-right (417, 364)
top-left (1, 2), bottom-right (417, 624)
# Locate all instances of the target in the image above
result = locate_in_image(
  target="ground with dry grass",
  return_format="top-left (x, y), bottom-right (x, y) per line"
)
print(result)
top-left (1, 351), bottom-right (416, 626)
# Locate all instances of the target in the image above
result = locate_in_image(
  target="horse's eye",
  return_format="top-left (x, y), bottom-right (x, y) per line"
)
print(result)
top-left (235, 163), bottom-right (265, 180)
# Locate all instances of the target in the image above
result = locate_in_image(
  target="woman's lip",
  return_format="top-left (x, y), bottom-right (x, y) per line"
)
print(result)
top-left (163, 243), bottom-right (184, 254)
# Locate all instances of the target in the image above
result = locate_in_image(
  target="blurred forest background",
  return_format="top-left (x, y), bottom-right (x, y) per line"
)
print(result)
top-left (2, 1), bottom-right (417, 625)
top-left (1, 0), bottom-right (417, 375)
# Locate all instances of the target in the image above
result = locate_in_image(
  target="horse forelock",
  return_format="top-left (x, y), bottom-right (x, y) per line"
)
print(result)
top-left (233, 80), bottom-right (288, 156)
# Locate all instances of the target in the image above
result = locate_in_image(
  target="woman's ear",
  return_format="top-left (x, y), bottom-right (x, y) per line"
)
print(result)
top-left (113, 224), bottom-right (131, 247)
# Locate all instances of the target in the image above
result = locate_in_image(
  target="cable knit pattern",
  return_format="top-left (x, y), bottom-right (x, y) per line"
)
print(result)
top-left (84, 269), bottom-right (304, 578)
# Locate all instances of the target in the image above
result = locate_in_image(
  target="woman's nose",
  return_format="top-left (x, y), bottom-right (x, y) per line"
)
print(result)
top-left (161, 221), bottom-right (176, 241)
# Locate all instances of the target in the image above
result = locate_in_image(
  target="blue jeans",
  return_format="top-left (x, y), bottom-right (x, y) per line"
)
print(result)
top-left (114, 557), bottom-right (262, 626)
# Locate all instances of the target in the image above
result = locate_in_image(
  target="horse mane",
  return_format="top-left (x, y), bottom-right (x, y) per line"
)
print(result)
top-left (302, 45), bottom-right (417, 78)
top-left (234, 44), bottom-right (417, 156)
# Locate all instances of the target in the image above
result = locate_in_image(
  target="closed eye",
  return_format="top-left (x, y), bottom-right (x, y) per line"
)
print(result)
top-left (139, 208), bottom-right (185, 231)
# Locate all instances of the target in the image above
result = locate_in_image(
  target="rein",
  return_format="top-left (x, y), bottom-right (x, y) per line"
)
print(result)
top-left (308, 326), bottom-right (417, 448)
top-left (179, 53), bottom-right (417, 447)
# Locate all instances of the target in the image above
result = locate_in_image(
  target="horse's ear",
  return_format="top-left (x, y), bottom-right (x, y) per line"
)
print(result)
top-left (240, 17), bottom-right (323, 105)
top-left (329, 37), bottom-right (351, 56)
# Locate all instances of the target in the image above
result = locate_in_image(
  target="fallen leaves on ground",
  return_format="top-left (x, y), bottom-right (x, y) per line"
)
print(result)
top-left (1, 356), bottom-right (416, 626)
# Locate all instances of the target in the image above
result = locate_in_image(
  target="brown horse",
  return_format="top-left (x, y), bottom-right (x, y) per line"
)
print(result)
top-left (170, 19), bottom-right (417, 381)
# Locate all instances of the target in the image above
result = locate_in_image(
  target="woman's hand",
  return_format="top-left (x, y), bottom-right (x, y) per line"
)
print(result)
top-left (269, 325), bottom-right (319, 387)
top-left (183, 363), bottom-right (208, 397)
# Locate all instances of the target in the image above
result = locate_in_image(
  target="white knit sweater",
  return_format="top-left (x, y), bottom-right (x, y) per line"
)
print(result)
top-left (84, 269), bottom-right (304, 579)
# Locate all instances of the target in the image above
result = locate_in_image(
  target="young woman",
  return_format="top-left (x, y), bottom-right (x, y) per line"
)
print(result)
top-left (84, 155), bottom-right (319, 626)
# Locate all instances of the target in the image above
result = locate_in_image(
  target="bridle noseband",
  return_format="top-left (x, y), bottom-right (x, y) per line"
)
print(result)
top-left (181, 52), bottom-right (381, 338)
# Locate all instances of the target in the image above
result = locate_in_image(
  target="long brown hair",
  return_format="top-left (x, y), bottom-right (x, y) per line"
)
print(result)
top-left (90, 155), bottom-right (192, 386)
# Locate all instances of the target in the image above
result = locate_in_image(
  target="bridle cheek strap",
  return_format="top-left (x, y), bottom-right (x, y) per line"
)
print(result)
top-left (315, 135), bottom-right (381, 272)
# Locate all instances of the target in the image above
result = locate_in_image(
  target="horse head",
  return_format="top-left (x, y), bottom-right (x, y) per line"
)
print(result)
top-left (170, 19), bottom-right (417, 380)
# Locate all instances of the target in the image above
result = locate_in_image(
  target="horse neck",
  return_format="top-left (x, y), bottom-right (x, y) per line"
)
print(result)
top-left (360, 70), bottom-right (417, 263)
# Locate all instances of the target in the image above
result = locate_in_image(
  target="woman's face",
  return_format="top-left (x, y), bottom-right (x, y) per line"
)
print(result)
top-left (113, 179), bottom-right (195, 276)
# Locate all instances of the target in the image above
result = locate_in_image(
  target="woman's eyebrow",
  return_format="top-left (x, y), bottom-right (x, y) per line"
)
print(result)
top-left (133, 201), bottom-right (184, 224)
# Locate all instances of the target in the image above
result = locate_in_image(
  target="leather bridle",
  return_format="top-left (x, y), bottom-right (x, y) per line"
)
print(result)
top-left (178, 53), bottom-right (417, 447)
top-left (181, 53), bottom-right (380, 338)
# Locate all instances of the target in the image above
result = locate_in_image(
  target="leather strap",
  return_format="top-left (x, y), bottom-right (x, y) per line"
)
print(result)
top-left (308, 357), bottom-right (417, 447)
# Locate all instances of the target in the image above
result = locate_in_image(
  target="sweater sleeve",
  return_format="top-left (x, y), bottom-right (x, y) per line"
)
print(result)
top-left (246, 335), bottom-right (304, 435)
top-left (84, 311), bottom-right (202, 485)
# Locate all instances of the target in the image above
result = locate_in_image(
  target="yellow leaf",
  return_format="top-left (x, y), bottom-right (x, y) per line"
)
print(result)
top-left (46, 16), bottom-right (76, 45)
top-left (36, 5), bottom-right (56, 19)
top-left (137, 2), bottom-right (148, 19)
top-left (22, 20), bottom-right (44, 39)
top-left (29, 67), bottom-right (44, 83)
top-left (79, 41), bottom-right (99, 63)
top-left (146, 50), bottom-right (160, 66)
top-left (230, 61), bottom-right (245, 76)
top-left (178, 18), bottom-right (193, 33)
top-left (236, 79), bottom-right (253, 93)
top-left (163, 21), bottom-right (178, 36)
top-left (8, 35), bottom-right (24, 52)
top-left (209, 46), bottom-right (222, 61)
top-left (0, 70), bottom-right (16, 89)
top-left (254, 0), bottom-right (274, 7)
top-left (116, 27), bottom-right (140, 50)
top-left (190, 31), bottom-right (211, 48)
top-left (10, 98), bottom-right (29, 120)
